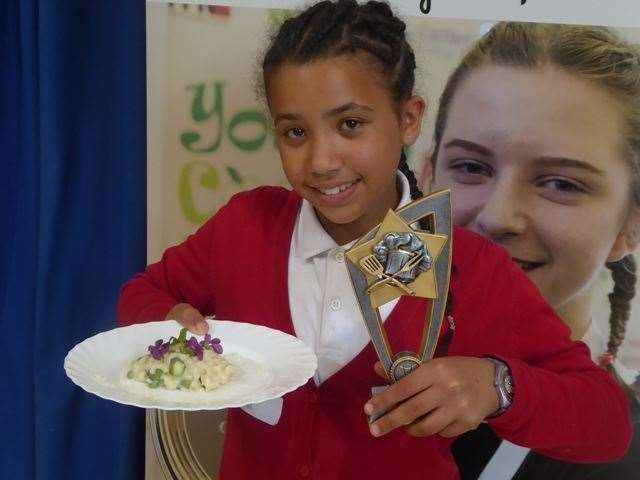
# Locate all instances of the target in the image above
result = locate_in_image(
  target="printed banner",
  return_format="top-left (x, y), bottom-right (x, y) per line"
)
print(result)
top-left (147, 3), bottom-right (640, 477)
top-left (148, 0), bottom-right (640, 27)
top-left (147, 0), bottom-right (640, 354)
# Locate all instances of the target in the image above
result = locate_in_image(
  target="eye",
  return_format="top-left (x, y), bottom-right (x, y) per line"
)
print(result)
top-left (285, 127), bottom-right (305, 139)
top-left (538, 177), bottom-right (587, 194)
top-left (340, 118), bottom-right (363, 133)
top-left (448, 159), bottom-right (493, 183)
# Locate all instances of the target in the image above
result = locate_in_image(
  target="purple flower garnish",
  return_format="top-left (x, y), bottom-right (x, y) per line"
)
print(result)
top-left (211, 338), bottom-right (223, 354)
top-left (187, 336), bottom-right (204, 360)
top-left (148, 339), bottom-right (169, 360)
top-left (200, 334), bottom-right (223, 354)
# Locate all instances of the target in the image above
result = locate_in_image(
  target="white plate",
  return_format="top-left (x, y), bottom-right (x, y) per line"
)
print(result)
top-left (64, 319), bottom-right (317, 411)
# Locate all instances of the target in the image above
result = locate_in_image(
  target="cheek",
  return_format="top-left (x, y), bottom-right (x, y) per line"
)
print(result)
top-left (352, 148), bottom-right (399, 184)
top-left (521, 221), bottom-right (599, 307)
top-left (542, 203), bottom-right (624, 262)
top-left (279, 152), bottom-right (304, 183)
top-left (451, 201), bottom-right (476, 226)
top-left (536, 216), bottom-right (611, 284)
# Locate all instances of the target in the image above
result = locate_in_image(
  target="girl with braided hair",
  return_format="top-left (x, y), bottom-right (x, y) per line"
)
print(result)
top-left (427, 21), bottom-right (640, 480)
top-left (119, 3), bottom-right (631, 478)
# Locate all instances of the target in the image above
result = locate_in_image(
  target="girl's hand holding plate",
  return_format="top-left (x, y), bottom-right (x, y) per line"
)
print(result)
top-left (165, 302), bottom-right (209, 335)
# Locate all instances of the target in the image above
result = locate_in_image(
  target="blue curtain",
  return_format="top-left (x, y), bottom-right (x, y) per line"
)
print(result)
top-left (2, 1), bottom-right (146, 478)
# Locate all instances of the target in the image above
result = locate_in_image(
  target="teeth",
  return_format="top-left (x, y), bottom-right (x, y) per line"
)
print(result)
top-left (323, 186), bottom-right (341, 195)
top-left (320, 181), bottom-right (354, 196)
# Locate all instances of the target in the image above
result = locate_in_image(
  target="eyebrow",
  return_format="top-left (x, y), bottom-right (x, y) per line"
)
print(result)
top-left (443, 138), bottom-right (493, 156)
top-left (325, 102), bottom-right (373, 117)
top-left (274, 102), bottom-right (373, 124)
top-left (533, 156), bottom-right (606, 175)
top-left (444, 138), bottom-right (605, 175)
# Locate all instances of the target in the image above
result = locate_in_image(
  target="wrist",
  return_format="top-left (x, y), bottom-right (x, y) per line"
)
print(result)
top-left (485, 357), bottom-right (514, 418)
top-left (165, 302), bottom-right (191, 320)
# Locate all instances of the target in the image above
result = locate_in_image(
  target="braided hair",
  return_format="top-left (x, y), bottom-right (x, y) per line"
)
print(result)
top-left (263, 1), bottom-right (415, 102)
top-left (601, 256), bottom-right (637, 398)
top-left (262, 1), bottom-right (425, 203)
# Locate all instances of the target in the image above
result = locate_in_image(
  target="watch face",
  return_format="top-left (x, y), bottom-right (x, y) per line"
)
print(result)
top-left (495, 363), bottom-right (513, 401)
top-left (499, 367), bottom-right (514, 403)
top-left (504, 375), bottom-right (514, 397)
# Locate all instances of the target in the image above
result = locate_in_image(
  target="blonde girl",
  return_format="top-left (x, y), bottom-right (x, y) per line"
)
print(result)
top-left (428, 21), bottom-right (640, 479)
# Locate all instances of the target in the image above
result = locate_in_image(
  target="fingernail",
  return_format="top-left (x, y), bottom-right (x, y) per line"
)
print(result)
top-left (370, 424), bottom-right (381, 437)
top-left (364, 403), bottom-right (374, 415)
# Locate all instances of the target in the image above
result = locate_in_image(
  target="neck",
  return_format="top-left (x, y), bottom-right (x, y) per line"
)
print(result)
top-left (320, 221), bottom-right (373, 246)
top-left (554, 288), bottom-right (594, 341)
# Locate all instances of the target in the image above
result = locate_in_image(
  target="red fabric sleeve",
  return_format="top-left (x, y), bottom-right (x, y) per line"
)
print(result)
top-left (117, 211), bottom-right (220, 326)
top-left (483, 249), bottom-right (632, 462)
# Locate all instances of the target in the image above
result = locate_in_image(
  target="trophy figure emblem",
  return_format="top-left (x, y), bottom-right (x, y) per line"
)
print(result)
top-left (345, 189), bottom-right (453, 383)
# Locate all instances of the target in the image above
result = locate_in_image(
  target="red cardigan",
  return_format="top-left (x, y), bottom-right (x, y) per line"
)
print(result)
top-left (118, 187), bottom-right (632, 479)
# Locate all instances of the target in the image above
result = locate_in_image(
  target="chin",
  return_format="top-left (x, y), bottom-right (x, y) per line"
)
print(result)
top-left (317, 207), bottom-right (360, 225)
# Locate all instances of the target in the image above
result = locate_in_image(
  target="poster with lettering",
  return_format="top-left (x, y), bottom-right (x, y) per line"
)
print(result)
top-left (146, 2), bottom-right (640, 478)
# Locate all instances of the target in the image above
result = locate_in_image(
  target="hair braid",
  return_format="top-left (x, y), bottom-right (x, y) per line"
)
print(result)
top-left (600, 255), bottom-right (637, 401)
top-left (289, 3), bottom-right (326, 49)
top-left (604, 255), bottom-right (637, 361)
top-left (262, 0), bottom-right (416, 104)
top-left (398, 151), bottom-right (424, 201)
top-left (298, 2), bottom-right (354, 56)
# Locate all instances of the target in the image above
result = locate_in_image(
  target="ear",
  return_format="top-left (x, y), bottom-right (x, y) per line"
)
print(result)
top-left (607, 205), bottom-right (640, 262)
top-left (400, 95), bottom-right (426, 146)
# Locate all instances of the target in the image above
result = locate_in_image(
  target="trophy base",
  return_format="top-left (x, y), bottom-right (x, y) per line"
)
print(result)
top-left (367, 353), bottom-right (423, 424)
top-left (389, 352), bottom-right (422, 382)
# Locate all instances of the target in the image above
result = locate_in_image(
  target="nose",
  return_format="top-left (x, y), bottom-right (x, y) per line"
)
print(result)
top-left (470, 179), bottom-right (528, 242)
top-left (308, 135), bottom-right (342, 176)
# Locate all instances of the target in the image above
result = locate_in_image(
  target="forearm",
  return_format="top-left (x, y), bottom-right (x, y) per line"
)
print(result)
top-left (117, 220), bottom-right (217, 326)
top-left (483, 252), bottom-right (632, 462)
top-left (117, 272), bottom-right (179, 326)
top-left (489, 355), bottom-right (632, 462)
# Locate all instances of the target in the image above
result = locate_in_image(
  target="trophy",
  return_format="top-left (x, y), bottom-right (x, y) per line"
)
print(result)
top-left (345, 189), bottom-right (452, 384)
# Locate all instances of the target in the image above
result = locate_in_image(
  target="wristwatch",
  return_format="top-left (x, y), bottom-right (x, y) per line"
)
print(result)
top-left (486, 357), bottom-right (514, 417)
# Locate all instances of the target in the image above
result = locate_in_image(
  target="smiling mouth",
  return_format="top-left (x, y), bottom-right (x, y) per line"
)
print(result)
top-left (314, 180), bottom-right (359, 196)
top-left (512, 258), bottom-right (544, 272)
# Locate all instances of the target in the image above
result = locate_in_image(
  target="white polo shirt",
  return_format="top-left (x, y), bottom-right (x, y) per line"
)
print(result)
top-left (241, 172), bottom-right (412, 424)
top-left (288, 172), bottom-right (412, 385)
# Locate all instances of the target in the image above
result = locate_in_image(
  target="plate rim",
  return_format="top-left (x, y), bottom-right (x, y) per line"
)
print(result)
top-left (64, 319), bottom-right (317, 411)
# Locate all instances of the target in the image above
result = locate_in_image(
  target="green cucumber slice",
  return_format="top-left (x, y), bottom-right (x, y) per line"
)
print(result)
top-left (169, 358), bottom-right (186, 377)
